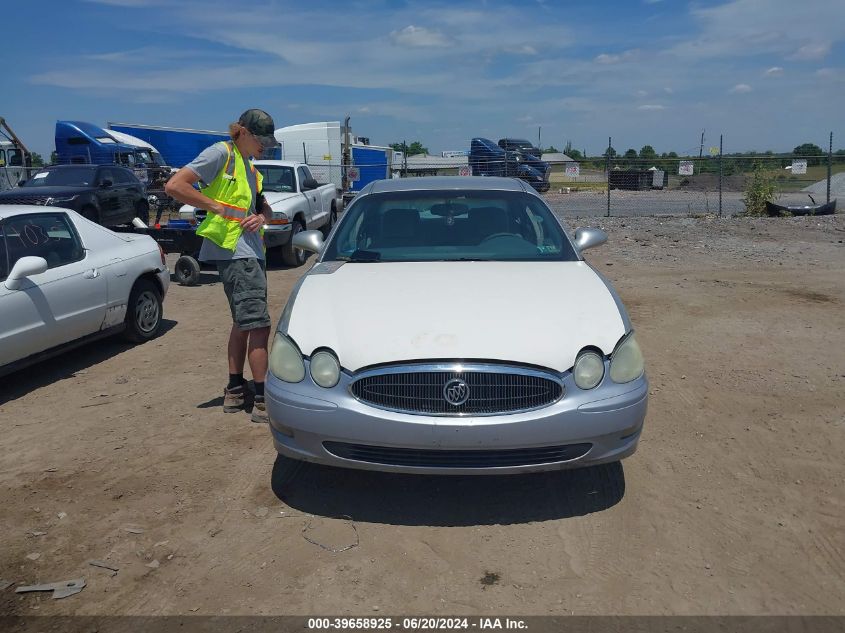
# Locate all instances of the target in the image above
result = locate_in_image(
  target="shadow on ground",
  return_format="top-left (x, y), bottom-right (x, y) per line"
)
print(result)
top-left (0, 319), bottom-right (178, 405)
top-left (271, 455), bottom-right (625, 526)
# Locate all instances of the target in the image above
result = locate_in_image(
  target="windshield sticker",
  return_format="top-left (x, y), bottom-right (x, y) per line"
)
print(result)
top-left (33, 172), bottom-right (48, 179)
top-left (538, 245), bottom-right (560, 254)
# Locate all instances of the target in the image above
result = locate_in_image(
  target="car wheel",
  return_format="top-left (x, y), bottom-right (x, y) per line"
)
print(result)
top-left (135, 200), bottom-right (150, 225)
top-left (80, 205), bottom-right (99, 223)
top-left (281, 220), bottom-right (306, 267)
top-left (123, 278), bottom-right (163, 343)
top-left (321, 204), bottom-right (338, 238)
top-left (174, 255), bottom-right (201, 286)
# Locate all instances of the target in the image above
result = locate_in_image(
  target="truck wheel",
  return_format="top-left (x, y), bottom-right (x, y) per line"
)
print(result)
top-left (123, 278), bottom-right (163, 343)
top-left (281, 220), bottom-right (306, 267)
top-left (135, 200), bottom-right (150, 225)
top-left (321, 203), bottom-right (338, 238)
top-left (174, 255), bottom-right (201, 286)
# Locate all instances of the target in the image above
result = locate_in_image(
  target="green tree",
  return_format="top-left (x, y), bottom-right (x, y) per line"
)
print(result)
top-left (390, 141), bottom-right (428, 156)
top-left (743, 164), bottom-right (777, 216)
top-left (567, 149), bottom-right (583, 160)
top-left (30, 152), bottom-right (44, 167)
top-left (793, 142), bottom-right (824, 166)
top-left (639, 145), bottom-right (657, 160)
top-left (667, 151), bottom-right (678, 158)
top-left (50, 151), bottom-right (58, 165)
top-left (602, 146), bottom-right (617, 158)
top-left (623, 148), bottom-right (638, 159)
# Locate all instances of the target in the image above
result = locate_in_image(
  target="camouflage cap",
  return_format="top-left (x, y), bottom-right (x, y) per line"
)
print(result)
top-left (238, 108), bottom-right (275, 141)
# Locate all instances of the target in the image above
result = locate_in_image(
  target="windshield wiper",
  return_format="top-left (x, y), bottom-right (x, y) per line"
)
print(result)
top-left (337, 249), bottom-right (382, 262)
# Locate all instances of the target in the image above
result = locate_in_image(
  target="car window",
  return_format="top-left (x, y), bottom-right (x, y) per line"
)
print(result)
top-left (0, 149), bottom-right (6, 167)
top-left (256, 165), bottom-right (295, 193)
top-left (297, 167), bottom-right (309, 189)
top-left (23, 167), bottom-right (97, 187)
top-left (301, 165), bottom-right (314, 181)
top-left (324, 190), bottom-right (578, 263)
top-left (99, 169), bottom-right (116, 185)
top-left (4, 213), bottom-right (85, 272)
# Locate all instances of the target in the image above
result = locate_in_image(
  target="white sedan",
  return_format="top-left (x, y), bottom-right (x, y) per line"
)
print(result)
top-left (0, 205), bottom-right (169, 376)
top-left (265, 177), bottom-right (647, 475)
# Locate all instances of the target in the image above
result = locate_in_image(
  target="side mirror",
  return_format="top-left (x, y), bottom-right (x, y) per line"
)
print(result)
top-left (292, 229), bottom-right (324, 254)
top-left (5, 256), bottom-right (48, 290)
top-left (100, 179), bottom-right (113, 188)
top-left (574, 227), bottom-right (608, 253)
top-left (301, 177), bottom-right (319, 191)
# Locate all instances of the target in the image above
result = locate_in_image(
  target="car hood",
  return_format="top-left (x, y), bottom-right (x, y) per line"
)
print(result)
top-left (285, 261), bottom-right (627, 373)
top-left (0, 186), bottom-right (88, 198)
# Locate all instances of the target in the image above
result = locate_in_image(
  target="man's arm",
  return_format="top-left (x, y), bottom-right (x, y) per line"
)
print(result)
top-left (164, 168), bottom-right (226, 216)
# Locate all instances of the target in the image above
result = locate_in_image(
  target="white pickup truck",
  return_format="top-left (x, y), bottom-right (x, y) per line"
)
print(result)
top-left (179, 160), bottom-right (343, 267)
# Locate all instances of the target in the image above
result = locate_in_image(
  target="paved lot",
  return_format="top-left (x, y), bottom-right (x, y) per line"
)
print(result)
top-left (1, 215), bottom-right (843, 616)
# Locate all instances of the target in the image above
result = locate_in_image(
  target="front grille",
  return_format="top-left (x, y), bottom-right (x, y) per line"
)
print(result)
top-left (0, 196), bottom-right (50, 205)
top-left (323, 442), bottom-right (591, 468)
top-left (350, 365), bottom-right (564, 416)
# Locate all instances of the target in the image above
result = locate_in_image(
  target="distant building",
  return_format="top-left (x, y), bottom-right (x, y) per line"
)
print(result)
top-left (393, 153), bottom-right (469, 176)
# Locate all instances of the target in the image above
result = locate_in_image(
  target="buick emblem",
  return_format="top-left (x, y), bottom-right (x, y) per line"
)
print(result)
top-left (443, 378), bottom-right (470, 406)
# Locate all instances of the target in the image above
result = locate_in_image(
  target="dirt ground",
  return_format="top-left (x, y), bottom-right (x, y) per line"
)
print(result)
top-left (1, 214), bottom-right (843, 616)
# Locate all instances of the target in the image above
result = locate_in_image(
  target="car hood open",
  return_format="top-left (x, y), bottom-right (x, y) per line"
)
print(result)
top-left (285, 261), bottom-right (627, 373)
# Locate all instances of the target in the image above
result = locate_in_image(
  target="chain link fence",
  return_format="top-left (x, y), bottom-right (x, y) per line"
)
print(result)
top-left (3, 133), bottom-right (841, 220)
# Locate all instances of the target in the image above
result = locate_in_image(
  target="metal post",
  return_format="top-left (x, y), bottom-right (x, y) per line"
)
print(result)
top-left (302, 142), bottom-right (307, 164)
top-left (402, 140), bottom-right (408, 178)
top-left (827, 131), bottom-right (833, 204)
top-left (342, 115), bottom-right (350, 195)
top-left (606, 137), bottom-right (611, 217)
top-left (719, 134), bottom-right (723, 218)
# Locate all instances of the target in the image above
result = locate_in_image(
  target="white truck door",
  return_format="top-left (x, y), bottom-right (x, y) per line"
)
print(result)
top-left (0, 212), bottom-right (107, 366)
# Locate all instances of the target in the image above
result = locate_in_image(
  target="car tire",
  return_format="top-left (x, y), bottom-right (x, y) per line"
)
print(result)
top-left (80, 205), bottom-right (99, 224)
top-left (281, 219), bottom-right (306, 267)
top-left (135, 200), bottom-right (150, 225)
top-left (123, 278), bottom-right (163, 343)
top-left (321, 203), bottom-right (338, 239)
top-left (174, 255), bottom-right (201, 286)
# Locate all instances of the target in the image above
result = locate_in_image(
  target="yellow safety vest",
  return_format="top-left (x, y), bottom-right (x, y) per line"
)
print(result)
top-left (195, 141), bottom-right (264, 252)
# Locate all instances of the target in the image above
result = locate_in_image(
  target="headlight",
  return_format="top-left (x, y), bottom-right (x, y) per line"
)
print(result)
top-left (268, 333), bottom-right (305, 382)
top-left (573, 350), bottom-right (604, 390)
top-left (310, 350), bottom-right (340, 388)
top-left (609, 333), bottom-right (644, 384)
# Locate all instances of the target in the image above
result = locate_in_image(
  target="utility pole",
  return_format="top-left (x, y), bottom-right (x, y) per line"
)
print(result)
top-left (699, 129), bottom-right (705, 159)
top-left (538, 126), bottom-right (541, 151)
top-left (342, 115), bottom-right (351, 195)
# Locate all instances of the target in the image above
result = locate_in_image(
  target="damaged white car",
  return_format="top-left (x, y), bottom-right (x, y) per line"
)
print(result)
top-left (0, 205), bottom-right (169, 376)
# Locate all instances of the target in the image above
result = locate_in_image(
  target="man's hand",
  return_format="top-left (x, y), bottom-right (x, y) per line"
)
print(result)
top-left (241, 213), bottom-right (265, 232)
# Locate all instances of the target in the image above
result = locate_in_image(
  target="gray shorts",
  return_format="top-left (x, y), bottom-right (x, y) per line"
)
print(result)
top-left (216, 258), bottom-right (271, 331)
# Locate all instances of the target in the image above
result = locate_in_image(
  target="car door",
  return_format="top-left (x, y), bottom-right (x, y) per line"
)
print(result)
top-left (95, 167), bottom-right (120, 224)
top-left (0, 212), bottom-right (108, 367)
top-left (113, 168), bottom-right (137, 223)
top-left (297, 166), bottom-right (323, 228)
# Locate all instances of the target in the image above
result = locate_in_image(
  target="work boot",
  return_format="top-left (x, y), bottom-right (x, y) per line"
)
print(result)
top-left (251, 396), bottom-right (268, 424)
top-left (223, 385), bottom-right (246, 413)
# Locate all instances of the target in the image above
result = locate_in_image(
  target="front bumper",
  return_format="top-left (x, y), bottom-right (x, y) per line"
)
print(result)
top-left (263, 223), bottom-right (292, 249)
top-left (266, 363), bottom-right (647, 475)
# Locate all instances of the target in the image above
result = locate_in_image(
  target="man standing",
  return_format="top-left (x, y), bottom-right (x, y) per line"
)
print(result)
top-left (165, 109), bottom-right (276, 423)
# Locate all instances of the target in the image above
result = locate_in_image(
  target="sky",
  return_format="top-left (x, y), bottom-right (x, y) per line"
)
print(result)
top-left (4, 0), bottom-right (844, 159)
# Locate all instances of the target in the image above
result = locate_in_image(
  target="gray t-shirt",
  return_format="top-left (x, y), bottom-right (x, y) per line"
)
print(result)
top-left (186, 143), bottom-right (264, 262)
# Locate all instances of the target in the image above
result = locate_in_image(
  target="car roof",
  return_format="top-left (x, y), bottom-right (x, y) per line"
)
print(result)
top-left (368, 176), bottom-right (527, 193)
top-left (0, 204), bottom-right (77, 220)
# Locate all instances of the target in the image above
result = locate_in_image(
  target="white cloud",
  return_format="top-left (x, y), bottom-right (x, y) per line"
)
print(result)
top-left (635, 90), bottom-right (648, 98)
top-left (390, 25), bottom-right (452, 48)
top-left (517, 115), bottom-right (534, 122)
top-left (788, 42), bottom-right (831, 61)
top-left (594, 49), bottom-right (640, 64)
top-left (729, 83), bottom-right (752, 93)
top-left (764, 66), bottom-right (784, 76)
top-left (502, 45), bottom-right (538, 56)
top-left (663, 86), bottom-right (674, 94)
top-left (637, 104), bottom-right (665, 111)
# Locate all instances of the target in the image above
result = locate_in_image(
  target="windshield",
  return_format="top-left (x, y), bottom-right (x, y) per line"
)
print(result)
top-left (256, 165), bottom-right (295, 193)
top-left (322, 190), bottom-right (578, 263)
top-left (23, 167), bottom-right (97, 187)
